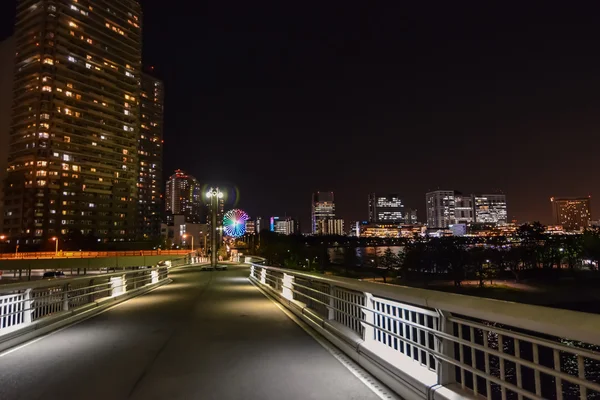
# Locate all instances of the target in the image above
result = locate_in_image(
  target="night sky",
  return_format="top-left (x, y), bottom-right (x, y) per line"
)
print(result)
top-left (2, 1), bottom-right (600, 230)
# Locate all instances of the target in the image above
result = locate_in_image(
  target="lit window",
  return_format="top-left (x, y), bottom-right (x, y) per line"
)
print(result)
top-left (64, 136), bottom-right (71, 143)
top-left (69, 21), bottom-right (78, 28)
top-left (63, 154), bottom-right (71, 161)
top-left (43, 58), bottom-right (54, 65)
top-left (68, 56), bottom-right (76, 62)
top-left (92, 142), bottom-right (97, 146)
top-left (86, 63), bottom-right (91, 69)
top-left (125, 71), bottom-right (134, 78)
top-left (42, 86), bottom-right (52, 92)
top-left (66, 91), bottom-right (73, 97)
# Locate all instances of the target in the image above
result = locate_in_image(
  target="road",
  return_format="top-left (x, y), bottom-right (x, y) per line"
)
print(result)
top-left (0, 265), bottom-right (384, 400)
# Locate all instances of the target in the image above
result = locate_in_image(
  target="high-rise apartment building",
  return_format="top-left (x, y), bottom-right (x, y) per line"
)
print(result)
top-left (426, 190), bottom-right (455, 228)
top-left (165, 170), bottom-right (203, 223)
top-left (137, 72), bottom-right (164, 239)
top-left (3, 0), bottom-right (143, 244)
top-left (312, 191), bottom-right (335, 234)
top-left (551, 196), bottom-right (591, 231)
top-left (0, 37), bottom-right (15, 235)
top-left (270, 216), bottom-right (298, 235)
top-left (473, 194), bottom-right (507, 224)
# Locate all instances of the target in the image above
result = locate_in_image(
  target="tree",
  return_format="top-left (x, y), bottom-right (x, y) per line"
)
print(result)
top-left (378, 247), bottom-right (399, 283)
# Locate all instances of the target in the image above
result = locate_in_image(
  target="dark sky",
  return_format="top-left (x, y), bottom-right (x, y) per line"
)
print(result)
top-left (3, 2), bottom-right (600, 230)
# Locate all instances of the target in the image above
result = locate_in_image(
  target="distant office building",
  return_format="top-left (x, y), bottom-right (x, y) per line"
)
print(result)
top-left (270, 216), bottom-right (298, 235)
top-left (316, 218), bottom-right (344, 236)
top-left (349, 221), bottom-right (368, 237)
top-left (254, 216), bottom-right (269, 233)
top-left (454, 193), bottom-right (474, 224)
top-left (426, 190), bottom-right (455, 228)
top-left (165, 170), bottom-right (203, 223)
top-left (551, 197), bottom-right (591, 231)
top-left (473, 194), bottom-right (507, 224)
top-left (160, 216), bottom-right (207, 249)
top-left (245, 220), bottom-right (256, 235)
top-left (312, 191), bottom-right (335, 234)
top-left (138, 72), bottom-right (164, 239)
top-left (2, 0), bottom-right (144, 243)
top-left (0, 37), bottom-right (15, 235)
top-left (427, 190), bottom-right (507, 227)
top-left (369, 193), bottom-right (404, 223)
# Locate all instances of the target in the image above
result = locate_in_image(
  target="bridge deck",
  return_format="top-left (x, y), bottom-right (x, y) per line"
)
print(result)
top-left (0, 265), bottom-right (383, 400)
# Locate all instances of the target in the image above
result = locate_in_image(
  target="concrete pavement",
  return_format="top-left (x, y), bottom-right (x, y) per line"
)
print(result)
top-left (0, 265), bottom-right (384, 400)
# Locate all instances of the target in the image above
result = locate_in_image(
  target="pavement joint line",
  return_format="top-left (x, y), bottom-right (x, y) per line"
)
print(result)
top-left (248, 278), bottom-right (401, 400)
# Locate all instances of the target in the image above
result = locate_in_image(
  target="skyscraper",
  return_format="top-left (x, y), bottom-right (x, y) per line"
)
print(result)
top-left (453, 192), bottom-right (473, 224)
top-left (472, 194), bottom-right (507, 224)
top-left (0, 37), bottom-right (15, 235)
top-left (3, 0), bottom-right (143, 244)
top-left (137, 72), bottom-right (164, 239)
top-left (551, 196), bottom-right (591, 231)
top-left (312, 191), bottom-right (335, 234)
top-left (165, 170), bottom-right (203, 223)
top-left (368, 193), bottom-right (404, 224)
top-left (426, 190), bottom-right (455, 228)
top-left (368, 193), bottom-right (417, 224)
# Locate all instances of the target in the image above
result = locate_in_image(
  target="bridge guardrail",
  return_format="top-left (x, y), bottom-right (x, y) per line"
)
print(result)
top-left (249, 264), bottom-right (600, 400)
top-left (0, 249), bottom-right (191, 260)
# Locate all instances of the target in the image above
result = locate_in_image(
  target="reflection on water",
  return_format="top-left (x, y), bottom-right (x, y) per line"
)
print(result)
top-left (328, 246), bottom-right (404, 264)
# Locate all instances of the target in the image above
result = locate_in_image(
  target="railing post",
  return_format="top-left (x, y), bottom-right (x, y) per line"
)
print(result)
top-left (436, 310), bottom-right (456, 385)
top-left (327, 285), bottom-right (336, 320)
top-left (151, 269), bottom-right (159, 284)
top-left (361, 292), bottom-right (375, 345)
top-left (282, 273), bottom-right (294, 300)
top-left (260, 267), bottom-right (266, 284)
top-left (23, 289), bottom-right (32, 324)
top-left (62, 284), bottom-right (69, 311)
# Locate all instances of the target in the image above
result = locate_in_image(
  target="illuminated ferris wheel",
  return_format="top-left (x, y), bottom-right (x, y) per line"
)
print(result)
top-left (222, 209), bottom-right (249, 238)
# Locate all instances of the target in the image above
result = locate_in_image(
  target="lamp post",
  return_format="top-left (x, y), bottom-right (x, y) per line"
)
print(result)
top-left (183, 234), bottom-right (194, 251)
top-left (52, 237), bottom-right (59, 256)
top-left (206, 188), bottom-right (224, 268)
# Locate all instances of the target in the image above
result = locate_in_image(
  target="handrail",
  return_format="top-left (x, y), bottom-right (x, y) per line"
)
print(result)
top-left (251, 264), bottom-right (600, 351)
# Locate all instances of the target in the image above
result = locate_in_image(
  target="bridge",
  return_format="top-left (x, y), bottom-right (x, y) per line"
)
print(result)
top-left (0, 259), bottom-right (599, 399)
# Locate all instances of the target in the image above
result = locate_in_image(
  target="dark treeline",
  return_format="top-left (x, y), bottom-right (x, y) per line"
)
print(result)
top-left (251, 223), bottom-right (600, 286)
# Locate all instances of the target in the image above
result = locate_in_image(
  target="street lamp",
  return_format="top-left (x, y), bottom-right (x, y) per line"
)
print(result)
top-left (206, 187), bottom-right (224, 268)
top-left (51, 237), bottom-right (59, 256)
top-left (182, 234), bottom-right (194, 251)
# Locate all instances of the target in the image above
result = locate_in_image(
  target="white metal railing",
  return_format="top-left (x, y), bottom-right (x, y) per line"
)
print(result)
top-left (249, 264), bottom-right (600, 400)
top-left (0, 265), bottom-right (170, 338)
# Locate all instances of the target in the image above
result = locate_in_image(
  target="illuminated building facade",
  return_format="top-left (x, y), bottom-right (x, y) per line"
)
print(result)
top-left (473, 194), bottom-right (507, 224)
top-left (551, 196), bottom-right (591, 231)
top-left (454, 193), bottom-right (473, 224)
top-left (3, 0), bottom-right (143, 244)
top-left (426, 190), bottom-right (455, 228)
top-left (312, 191), bottom-right (335, 234)
top-left (316, 218), bottom-right (344, 236)
top-left (270, 216), bottom-right (298, 235)
top-left (0, 37), bottom-right (15, 234)
top-left (165, 170), bottom-right (203, 223)
top-left (138, 72), bottom-right (164, 239)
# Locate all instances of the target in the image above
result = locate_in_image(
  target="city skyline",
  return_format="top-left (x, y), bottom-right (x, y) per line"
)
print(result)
top-left (2, 2), bottom-right (600, 233)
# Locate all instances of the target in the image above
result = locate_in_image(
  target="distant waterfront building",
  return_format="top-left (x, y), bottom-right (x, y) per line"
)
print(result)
top-left (312, 191), bottom-right (336, 234)
top-left (473, 194), bottom-right (507, 224)
top-left (0, 37), bottom-right (15, 235)
top-left (165, 170), bottom-right (203, 223)
top-left (454, 193), bottom-right (474, 224)
top-left (349, 221), bottom-right (368, 237)
top-left (137, 72), bottom-right (164, 239)
top-left (245, 220), bottom-right (256, 235)
top-left (270, 216), bottom-right (298, 235)
top-left (316, 218), bottom-right (344, 236)
top-left (427, 190), bottom-right (507, 227)
top-left (368, 193), bottom-right (403, 223)
top-left (551, 196), bottom-right (591, 231)
top-left (255, 217), bottom-right (269, 234)
top-left (2, 0), bottom-right (143, 243)
top-left (426, 190), bottom-right (455, 228)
